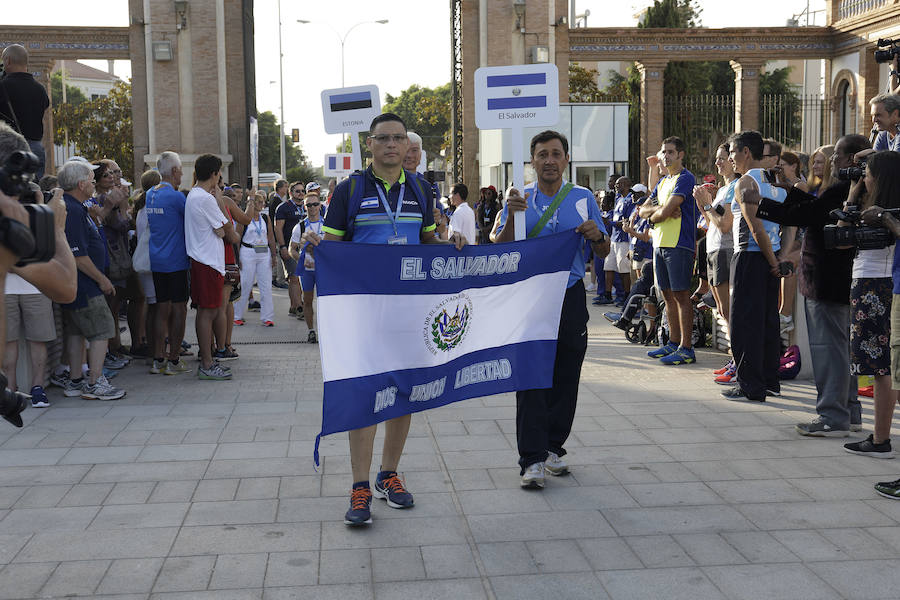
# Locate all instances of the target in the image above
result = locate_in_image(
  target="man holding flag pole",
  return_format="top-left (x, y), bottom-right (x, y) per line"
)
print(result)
top-left (302, 112), bottom-right (466, 527)
top-left (493, 130), bottom-right (610, 489)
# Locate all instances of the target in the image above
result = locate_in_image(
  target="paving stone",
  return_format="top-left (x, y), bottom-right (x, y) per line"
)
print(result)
top-left (469, 510), bottom-right (616, 542)
top-left (598, 567), bottom-right (725, 600)
top-left (83, 461), bottom-right (208, 484)
top-left (40, 558), bottom-right (110, 597)
top-left (138, 444), bottom-right (217, 462)
top-left (420, 544), bottom-right (478, 579)
top-left (490, 573), bottom-right (606, 600)
top-left (0, 533), bottom-right (30, 564)
top-left (170, 523), bottom-right (320, 555)
top-left (150, 589), bottom-right (261, 599)
top-left (58, 482), bottom-right (114, 506)
top-left (264, 551), bottom-right (319, 587)
top-left (721, 531), bottom-right (800, 563)
top-left (0, 561), bottom-right (57, 599)
top-left (707, 479), bottom-right (811, 503)
top-left (373, 578), bottom-right (487, 600)
top-left (602, 505), bottom-right (754, 536)
top-left (209, 553), bottom-right (268, 589)
top-left (625, 535), bottom-right (696, 568)
top-left (184, 499), bottom-right (277, 526)
top-left (149, 481), bottom-right (198, 503)
top-left (105, 482), bottom-right (156, 505)
top-left (0, 505), bottom-right (99, 534)
top-left (0, 487), bottom-right (26, 510)
top-left (277, 476), bottom-right (321, 498)
top-left (321, 517), bottom-right (466, 550)
top-left (13, 484), bottom-right (71, 508)
top-left (737, 501), bottom-right (895, 530)
top-left (192, 479), bottom-right (239, 502)
top-left (671, 534), bottom-right (748, 566)
top-left (236, 478), bottom-right (280, 500)
top-left (153, 555), bottom-right (216, 592)
top-left (623, 482), bottom-right (723, 507)
top-left (526, 539), bottom-right (592, 572)
top-left (476, 541), bottom-right (536, 575)
top-left (61, 445), bottom-right (143, 464)
top-left (318, 549), bottom-right (371, 584)
top-left (770, 530), bottom-right (851, 561)
top-left (15, 528), bottom-right (179, 562)
top-left (703, 564), bottom-right (841, 600)
top-left (91, 502), bottom-right (190, 529)
top-left (96, 557), bottom-right (165, 595)
top-left (371, 546), bottom-right (426, 582)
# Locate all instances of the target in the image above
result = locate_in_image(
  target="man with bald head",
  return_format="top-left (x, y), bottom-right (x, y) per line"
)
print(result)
top-left (0, 44), bottom-right (50, 178)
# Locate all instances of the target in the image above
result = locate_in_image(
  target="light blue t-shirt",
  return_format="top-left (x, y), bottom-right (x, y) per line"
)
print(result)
top-left (732, 169), bottom-right (784, 254)
top-left (146, 182), bottom-right (190, 272)
top-left (497, 181), bottom-right (607, 287)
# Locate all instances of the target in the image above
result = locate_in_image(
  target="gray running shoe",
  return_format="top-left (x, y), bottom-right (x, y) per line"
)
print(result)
top-left (521, 462), bottom-right (545, 489)
top-left (795, 417), bottom-right (849, 438)
top-left (81, 376), bottom-right (125, 401)
top-left (198, 363), bottom-right (232, 380)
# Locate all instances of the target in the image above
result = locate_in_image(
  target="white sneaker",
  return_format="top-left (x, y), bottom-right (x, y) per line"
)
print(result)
top-left (585, 283), bottom-right (597, 293)
top-left (545, 452), bottom-right (570, 476)
top-left (521, 462), bottom-right (545, 489)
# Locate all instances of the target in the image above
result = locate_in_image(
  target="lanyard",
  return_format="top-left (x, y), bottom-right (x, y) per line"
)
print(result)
top-left (529, 182), bottom-right (572, 235)
top-left (252, 216), bottom-right (262, 237)
top-left (307, 219), bottom-right (322, 235)
top-left (375, 181), bottom-right (405, 236)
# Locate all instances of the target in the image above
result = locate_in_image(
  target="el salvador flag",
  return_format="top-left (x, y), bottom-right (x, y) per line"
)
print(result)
top-left (312, 231), bottom-right (582, 465)
top-left (486, 72), bottom-right (549, 110)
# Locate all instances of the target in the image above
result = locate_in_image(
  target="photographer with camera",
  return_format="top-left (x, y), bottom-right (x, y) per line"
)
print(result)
top-left (827, 151), bottom-right (900, 458)
top-left (757, 134), bottom-right (871, 435)
top-left (0, 122), bottom-right (73, 426)
top-left (0, 45), bottom-right (50, 179)
top-left (869, 94), bottom-right (900, 153)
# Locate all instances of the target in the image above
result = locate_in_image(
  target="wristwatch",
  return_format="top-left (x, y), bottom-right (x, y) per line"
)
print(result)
top-left (702, 204), bottom-right (713, 212)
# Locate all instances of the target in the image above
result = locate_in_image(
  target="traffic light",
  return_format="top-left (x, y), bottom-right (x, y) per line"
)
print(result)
top-left (291, 128), bottom-right (299, 143)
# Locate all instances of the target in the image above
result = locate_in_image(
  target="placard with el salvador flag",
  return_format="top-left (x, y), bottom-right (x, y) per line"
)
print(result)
top-left (312, 230), bottom-right (582, 465)
top-left (474, 63), bottom-right (560, 130)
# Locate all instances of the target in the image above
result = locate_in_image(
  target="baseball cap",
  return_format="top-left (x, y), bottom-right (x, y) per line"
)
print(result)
top-left (305, 182), bottom-right (321, 193)
top-left (68, 156), bottom-right (99, 170)
top-left (632, 183), bottom-right (648, 193)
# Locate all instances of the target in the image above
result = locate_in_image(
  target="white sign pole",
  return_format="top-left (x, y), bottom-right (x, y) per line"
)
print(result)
top-left (473, 63), bottom-right (559, 242)
top-left (350, 133), bottom-right (362, 172)
top-left (510, 127), bottom-right (526, 241)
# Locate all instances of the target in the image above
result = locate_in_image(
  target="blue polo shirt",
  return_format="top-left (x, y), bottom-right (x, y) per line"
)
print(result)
top-left (611, 192), bottom-right (635, 243)
top-left (631, 217), bottom-right (653, 262)
top-left (146, 182), bottom-right (189, 273)
top-left (497, 181), bottom-right (607, 288)
top-left (323, 167), bottom-right (436, 244)
top-left (63, 193), bottom-right (106, 309)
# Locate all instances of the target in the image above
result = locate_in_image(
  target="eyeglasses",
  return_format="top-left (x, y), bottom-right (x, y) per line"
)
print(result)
top-left (306, 202), bottom-right (321, 208)
top-left (368, 134), bottom-right (407, 144)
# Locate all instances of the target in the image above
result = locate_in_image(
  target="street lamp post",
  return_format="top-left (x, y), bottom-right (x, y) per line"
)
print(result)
top-left (277, 0), bottom-right (286, 178)
top-left (297, 19), bottom-right (389, 149)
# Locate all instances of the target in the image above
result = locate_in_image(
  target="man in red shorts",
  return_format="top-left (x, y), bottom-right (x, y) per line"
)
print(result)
top-left (184, 154), bottom-right (238, 380)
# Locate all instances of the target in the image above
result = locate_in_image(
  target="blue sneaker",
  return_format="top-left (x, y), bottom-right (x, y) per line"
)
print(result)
top-left (647, 342), bottom-right (678, 359)
top-left (30, 385), bottom-right (50, 408)
top-left (660, 347), bottom-right (696, 365)
top-left (344, 484), bottom-right (373, 526)
top-left (373, 470), bottom-right (414, 509)
top-left (102, 367), bottom-right (119, 380)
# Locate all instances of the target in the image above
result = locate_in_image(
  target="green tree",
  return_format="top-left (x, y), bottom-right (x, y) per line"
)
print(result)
top-left (759, 66), bottom-right (802, 147)
top-left (568, 64), bottom-right (601, 102)
top-left (256, 110), bottom-right (317, 182)
top-left (383, 83), bottom-right (451, 161)
top-left (50, 72), bottom-right (87, 107)
top-left (53, 79), bottom-right (133, 176)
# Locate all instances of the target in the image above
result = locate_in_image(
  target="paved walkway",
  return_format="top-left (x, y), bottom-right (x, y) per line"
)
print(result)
top-left (1, 288), bottom-right (899, 599)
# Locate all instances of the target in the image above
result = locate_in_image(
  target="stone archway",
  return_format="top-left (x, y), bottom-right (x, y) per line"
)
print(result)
top-left (830, 68), bottom-right (858, 142)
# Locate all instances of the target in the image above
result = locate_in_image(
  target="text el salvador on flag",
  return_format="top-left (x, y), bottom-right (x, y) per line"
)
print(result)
top-left (312, 230), bottom-right (582, 465)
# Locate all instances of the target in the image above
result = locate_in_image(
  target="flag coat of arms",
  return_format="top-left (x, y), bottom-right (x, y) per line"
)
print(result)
top-left (312, 230), bottom-right (582, 464)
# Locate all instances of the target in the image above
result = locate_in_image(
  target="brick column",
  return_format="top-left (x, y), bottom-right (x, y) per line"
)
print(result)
top-left (31, 59), bottom-right (55, 175)
top-left (636, 60), bottom-right (667, 184)
top-left (859, 46), bottom-right (880, 135)
top-left (731, 60), bottom-right (763, 133)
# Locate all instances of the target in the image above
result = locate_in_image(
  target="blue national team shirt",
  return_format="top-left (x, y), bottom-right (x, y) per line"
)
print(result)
top-left (497, 180), bottom-right (607, 287)
top-left (611, 192), bottom-right (635, 243)
top-left (323, 166), bottom-right (436, 244)
top-left (732, 169), bottom-right (784, 254)
top-left (630, 217), bottom-right (653, 262)
top-left (63, 193), bottom-right (106, 309)
top-left (146, 182), bottom-right (190, 272)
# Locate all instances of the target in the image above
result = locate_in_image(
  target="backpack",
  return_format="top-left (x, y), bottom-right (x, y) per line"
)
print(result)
top-left (344, 170), bottom-right (432, 240)
top-left (779, 345), bottom-right (801, 380)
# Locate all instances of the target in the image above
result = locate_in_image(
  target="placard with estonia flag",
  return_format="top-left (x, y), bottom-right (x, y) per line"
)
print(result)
top-left (320, 84), bottom-right (381, 134)
top-left (312, 230), bottom-right (582, 465)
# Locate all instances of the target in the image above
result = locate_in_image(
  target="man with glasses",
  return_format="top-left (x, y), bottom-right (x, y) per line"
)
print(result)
top-left (303, 112), bottom-right (466, 527)
top-left (289, 191), bottom-right (324, 343)
top-left (762, 138), bottom-right (783, 170)
top-left (275, 181), bottom-right (306, 317)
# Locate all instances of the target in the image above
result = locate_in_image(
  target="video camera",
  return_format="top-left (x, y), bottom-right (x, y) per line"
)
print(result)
top-left (875, 38), bottom-right (900, 64)
top-left (836, 158), bottom-right (866, 182)
top-left (0, 150), bottom-right (55, 266)
top-left (823, 206), bottom-right (898, 250)
top-left (0, 371), bottom-right (27, 428)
